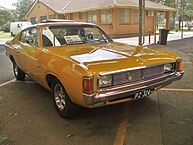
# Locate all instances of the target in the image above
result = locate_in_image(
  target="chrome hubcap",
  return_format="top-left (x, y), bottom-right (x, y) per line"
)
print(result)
top-left (54, 84), bottom-right (66, 110)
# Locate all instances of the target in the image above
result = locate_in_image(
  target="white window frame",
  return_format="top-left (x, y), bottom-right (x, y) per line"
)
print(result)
top-left (119, 8), bottom-right (131, 24)
top-left (134, 9), bottom-right (139, 24)
top-left (87, 11), bottom-right (97, 23)
top-left (100, 9), bottom-right (112, 24)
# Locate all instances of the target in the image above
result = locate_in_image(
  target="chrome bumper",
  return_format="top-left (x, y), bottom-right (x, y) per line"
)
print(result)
top-left (83, 71), bottom-right (184, 106)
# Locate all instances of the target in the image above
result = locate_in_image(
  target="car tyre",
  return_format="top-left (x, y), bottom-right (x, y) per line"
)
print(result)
top-left (52, 78), bottom-right (78, 119)
top-left (13, 62), bottom-right (26, 80)
top-left (10, 32), bottom-right (14, 37)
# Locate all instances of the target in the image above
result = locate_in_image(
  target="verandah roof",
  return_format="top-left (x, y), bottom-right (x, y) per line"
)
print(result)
top-left (26, 0), bottom-right (176, 17)
top-left (62, 0), bottom-right (176, 13)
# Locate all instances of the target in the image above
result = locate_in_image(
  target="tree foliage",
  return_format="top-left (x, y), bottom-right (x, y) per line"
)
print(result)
top-left (14, 0), bottom-right (34, 20)
top-left (0, 9), bottom-right (17, 26)
top-left (0, 0), bottom-right (34, 31)
top-left (150, 0), bottom-right (193, 21)
top-left (0, 9), bottom-right (17, 31)
top-left (181, 0), bottom-right (193, 20)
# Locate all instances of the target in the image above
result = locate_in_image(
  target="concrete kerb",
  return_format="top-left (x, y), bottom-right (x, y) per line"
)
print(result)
top-left (0, 38), bottom-right (12, 46)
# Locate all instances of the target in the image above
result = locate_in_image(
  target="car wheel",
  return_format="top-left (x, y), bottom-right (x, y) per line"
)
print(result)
top-left (13, 62), bottom-right (26, 80)
top-left (52, 78), bottom-right (78, 119)
top-left (11, 32), bottom-right (14, 37)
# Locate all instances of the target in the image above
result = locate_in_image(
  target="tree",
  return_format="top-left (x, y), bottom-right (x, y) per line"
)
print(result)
top-left (0, 9), bottom-right (17, 25)
top-left (150, 0), bottom-right (193, 21)
top-left (0, 9), bottom-right (17, 32)
top-left (14, 0), bottom-right (34, 20)
top-left (150, 0), bottom-right (193, 30)
top-left (180, 0), bottom-right (193, 21)
top-left (149, 0), bottom-right (176, 6)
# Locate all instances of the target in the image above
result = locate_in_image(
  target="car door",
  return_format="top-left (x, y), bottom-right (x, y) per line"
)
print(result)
top-left (18, 27), bottom-right (39, 80)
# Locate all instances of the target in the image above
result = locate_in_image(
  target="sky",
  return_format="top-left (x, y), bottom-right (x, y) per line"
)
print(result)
top-left (0, 0), bottom-right (17, 9)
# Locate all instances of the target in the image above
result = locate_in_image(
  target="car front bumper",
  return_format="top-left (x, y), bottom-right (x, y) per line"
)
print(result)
top-left (83, 71), bottom-right (184, 107)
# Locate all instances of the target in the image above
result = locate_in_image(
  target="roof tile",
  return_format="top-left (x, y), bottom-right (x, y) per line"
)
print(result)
top-left (39, 0), bottom-right (71, 13)
top-left (32, 0), bottom-right (176, 14)
top-left (63, 0), bottom-right (176, 13)
top-left (63, 0), bottom-right (115, 12)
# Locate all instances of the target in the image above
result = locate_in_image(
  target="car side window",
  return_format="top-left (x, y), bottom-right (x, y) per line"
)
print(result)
top-left (20, 28), bottom-right (38, 47)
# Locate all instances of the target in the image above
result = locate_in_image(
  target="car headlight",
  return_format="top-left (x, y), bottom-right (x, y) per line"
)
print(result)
top-left (98, 75), bottom-right (112, 88)
top-left (164, 63), bottom-right (174, 73)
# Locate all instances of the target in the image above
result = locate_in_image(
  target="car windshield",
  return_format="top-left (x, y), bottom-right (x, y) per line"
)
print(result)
top-left (42, 25), bottom-right (112, 47)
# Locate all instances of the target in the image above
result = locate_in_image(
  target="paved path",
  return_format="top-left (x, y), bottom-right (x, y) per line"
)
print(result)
top-left (0, 39), bottom-right (12, 45)
top-left (114, 31), bottom-right (193, 46)
top-left (1, 33), bottom-right (193, 145)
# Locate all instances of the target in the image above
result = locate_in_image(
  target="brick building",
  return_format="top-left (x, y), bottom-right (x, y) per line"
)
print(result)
top-left (25, 0), bottom-right (176, 38)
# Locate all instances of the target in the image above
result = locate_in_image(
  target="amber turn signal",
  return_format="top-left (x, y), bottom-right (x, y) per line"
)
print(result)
top-left (177, 60), bottom-right (182, 71)
top-left (83, 77), bottom-right (94, 94)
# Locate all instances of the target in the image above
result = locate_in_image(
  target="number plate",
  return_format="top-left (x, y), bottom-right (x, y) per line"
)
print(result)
top-left (134, 89), bottom-right (151, 100)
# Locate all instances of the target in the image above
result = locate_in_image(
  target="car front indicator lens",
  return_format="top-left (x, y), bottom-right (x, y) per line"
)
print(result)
top-left (98, 75), bottom-right (112, 88)
top-left (83, 77), bottom-right (94, 94)
top-left (177, 61), bottom-right (182, 71)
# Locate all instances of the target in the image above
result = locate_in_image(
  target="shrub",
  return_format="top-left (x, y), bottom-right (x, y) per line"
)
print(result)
top-left (2, 23), bottom-right (10, 32)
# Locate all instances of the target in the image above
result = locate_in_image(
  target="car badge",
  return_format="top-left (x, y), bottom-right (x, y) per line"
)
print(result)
top-left (127, 72), bottom-right (133, 81)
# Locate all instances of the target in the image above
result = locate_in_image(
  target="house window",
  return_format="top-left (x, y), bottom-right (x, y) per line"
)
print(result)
top-left (134, 10), bottom-right (139, 24)
top-left (79, 12), bottom-right (83, 20)
top-left (53, 14), bottom-right (57, 19)
top-left (66, 14), bottom-right (73, 20)
top-left (49, 15), bottom-right (52, 19)
top-left (31, 17), bottom-right (37, 24)
top-left (70, 13), bottom-right (73, 20)
top-left (66, 14), bottom-right (69, 20)
top-left (40, 16), bottom-right (47, 22)
top-left (100, 9), bottom-right (112, 24)
top-left (119, 8), bottom-right (131, 24)
top-left (87, 11), bottom-right (97, 23)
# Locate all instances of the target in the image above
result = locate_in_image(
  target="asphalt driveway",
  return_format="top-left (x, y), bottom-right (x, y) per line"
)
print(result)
top-left (0, 36), bottom-right (193, 145)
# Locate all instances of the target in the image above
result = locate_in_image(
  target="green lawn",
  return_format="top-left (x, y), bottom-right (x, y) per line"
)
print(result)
top-left (0, 32), bottom-right (13, 38)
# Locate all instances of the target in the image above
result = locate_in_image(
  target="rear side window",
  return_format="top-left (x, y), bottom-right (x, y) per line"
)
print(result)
top-left (20, 28), bottom-right (38, 46)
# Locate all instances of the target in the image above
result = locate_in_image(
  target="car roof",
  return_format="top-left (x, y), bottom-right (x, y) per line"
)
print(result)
top-left (21, 21), bottom-right (97, 32)
top-left (35, 21), bottom-right (96, 28)
top-left (42, 19), bottom-right (75, 23)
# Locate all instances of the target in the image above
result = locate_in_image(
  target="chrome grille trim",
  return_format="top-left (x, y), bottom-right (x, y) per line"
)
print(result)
top-left (99, 61), bottom-right (176, 75)
top-left (98, 62), bottom-right (176, 89)
top-left (112, 65), bottom-right (165, 86)
top-left (113, 69), bottom-right (142, 86)
top-left (84, 71), bottom-right (184, 105)
top-left (143, 65), bottom-right (164, 79)
top-left (98, 72), bottom-right (176, 92)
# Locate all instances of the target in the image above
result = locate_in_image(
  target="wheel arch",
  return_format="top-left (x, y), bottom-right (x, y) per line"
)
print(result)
top-left (46, 74), bottom-right (62, 90)
top-left (9, 55), bottom-right (15, 63)
top-left (46, 73), bottom-right (75, 103)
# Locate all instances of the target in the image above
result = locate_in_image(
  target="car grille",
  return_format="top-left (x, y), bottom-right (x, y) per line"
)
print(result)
top-left (113, 64), bottom-right (165, 86)
top-left (143, 65), bottom-right (164, 79)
